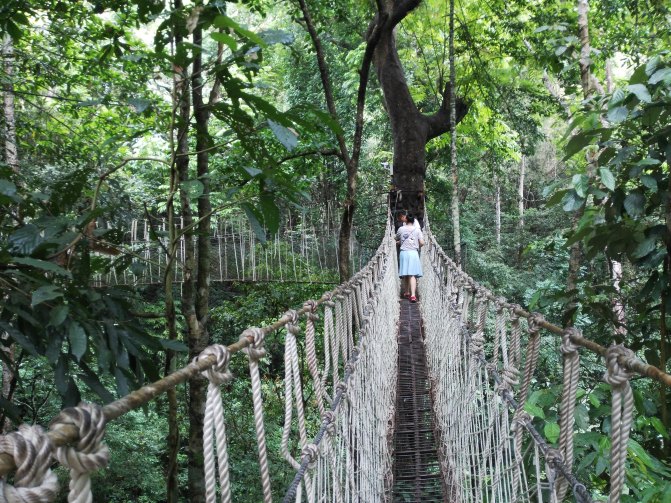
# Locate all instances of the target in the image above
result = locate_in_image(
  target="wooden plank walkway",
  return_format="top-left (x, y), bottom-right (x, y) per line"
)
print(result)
top-left (390, 297), bottom-right (446, 502)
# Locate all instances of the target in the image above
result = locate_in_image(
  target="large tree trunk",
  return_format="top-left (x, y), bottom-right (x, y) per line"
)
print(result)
top-left (2, 33), bottom-right (18, 433)
top-left (495, 173), bottom-right (501, 246)
top-left (373, 1), bottom-right (468, 224)
top-left (297, 0), bottom-right (380, 281)
top-left (165, 7), bottom-right (192, 498)
top-left (518, 155), bottom-right (525, 229)
top-left (2, 34), bottom-right (18, 173)
top-left (448, 0), bottom-right (461, 265)
top-left (187, 19), bottom-right (213, 502)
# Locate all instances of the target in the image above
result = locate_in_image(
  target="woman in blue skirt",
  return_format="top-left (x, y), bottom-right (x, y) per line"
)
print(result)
top-left (396, 212), bottom-right (424, 302)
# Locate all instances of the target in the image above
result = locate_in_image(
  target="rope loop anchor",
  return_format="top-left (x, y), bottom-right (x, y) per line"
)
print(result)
top-left (603, 344), bottom-right (636, 386)
top-left (240, 327), bottom-right (266, 361)
top-left (197, 344), bottom-right (233, 385)
top-left (0, 425), bottom-right (59, 503)
top-left (301, 443), bottom-right (320, 470)
top-left (50, 402), bottom-right (110, 503)
top-left (561, 327), bottom-right (581, 355)
top-left (527, 312), bottom-right (545, 333)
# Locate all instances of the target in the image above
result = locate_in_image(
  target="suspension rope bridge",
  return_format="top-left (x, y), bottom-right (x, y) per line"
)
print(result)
top-left (94, 211), bottom-right (368, 285)
top-left (1, 212), bottom-right (670, 502)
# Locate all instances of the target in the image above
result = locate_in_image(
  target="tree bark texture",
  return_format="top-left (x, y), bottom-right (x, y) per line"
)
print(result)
top-left (1, 34), bottom-right (17, 433)
top-left (518, 155), bottom-right (525, 229)
top-left (185, 19), bottom-right (213, 503)
top-left (298, 0), bottom-right (382, 280)
top-left (165, 6), bottom-right (191, 498)
top-left (495, 175), bottom-right (501, 246)
top-left (2, 34), bottom-right (18, 172)
top-left (448, 0), bottom-right (461, 264)
top-left (372, 1), bottom-right (468, 224)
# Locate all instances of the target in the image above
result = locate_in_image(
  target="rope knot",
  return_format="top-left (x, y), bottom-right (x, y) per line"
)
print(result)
top-left (50, 403), bottom-right (109, 502)
top-left (561, 327), bottom-right (581, 355)
top-left (303, 300), bottom-right (319, 321)
top-left (527, 312), bottom-right (545, 333)
top-left (513, 410), bottom-right (532, 428)
top-left (336, 381), bottom-right (348, 398)
top-left (0, 425), bottom-right (59, 502)
top-left (301, 443), bottom-right (320, 469)
top-left (495, 296), bottom-right (507, 312)
top-left (197, 344), bottom-right (233, 385)
top-left (501, 364), bottom-right (520, 389)
top-left (509, 304), bottom-right (522, 320)
top-left (240, 327), bottom-right (266, 361)
top-left (322, 411), bottom-right (336, 435)
top-left (545, 447), bottom-right (564, 468)
top-left (603, 344), bottom-right (636, 387)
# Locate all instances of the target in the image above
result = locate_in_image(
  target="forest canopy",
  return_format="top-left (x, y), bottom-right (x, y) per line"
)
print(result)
top-left (1, 0), bottom-right (670, 501)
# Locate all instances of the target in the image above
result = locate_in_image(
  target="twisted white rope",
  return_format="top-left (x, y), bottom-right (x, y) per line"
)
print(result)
top-left (556, 327), bottom-right (581, 501)
top-left (240, 327), bottom-right (273, 503)
top-left (50, 403), bottom-right (109, 503)
top-left (604, 344), bottom-right (635, 503)
top-left (0, 425), bottom-right (58, 503)
top-left (197, 344), bottom-right (233, 503)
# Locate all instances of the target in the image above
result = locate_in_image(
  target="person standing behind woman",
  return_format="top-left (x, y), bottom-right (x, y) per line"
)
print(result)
top-left (396, 212), bottom-right (424, 302)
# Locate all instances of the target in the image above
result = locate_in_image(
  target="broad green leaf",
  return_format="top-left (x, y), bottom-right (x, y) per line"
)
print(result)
top-left (0, 321), bottom-right (38, 356)
top-left (624, 192), bottom-right (645, 217)
top-left (572, 174), bottom-right (589, 198)
top-left (649, 68), bottom-right (671, 85)
top-left (649, 417), bottom-right (669, 438)
top-left (607, 106), bottom-right (628, 123)
top-left (211, 31), bottom-right (237, 52)
top-left (268, 119), bottom-right (298, 151)
top-left (13, 257), bottom-right (72, 277)
top-left (524, 402), bottom-right (545, 419)
top-left (610, 88), bottom-right (626, 106)
top-left (645, 56), bottom-right (661, 76)
top-left (627, 84), bottom-right (652, 103)
top-left (545, 189), bottom-right (568, 206)
top-left (259, 192), bottom-right (280, 234)
top-left (562, 190), bottom-right (585, 212)
top-left (633, 237), bottom-right (656, 258)
top-left (641, 175), bottom-right (658, 191)
top-left (31, 285), bottom-right (63, 307)
top-left (544, 422), bottom-right (560, 443)
top-left (68, 321), bottom-right (87, 361)
top-left (213, 15), bottom-right (265, 47)
top-left (563, 133), bottom-right (595, 160)
top-left (635, 157), bottom-right (661, 167)
top-left (599, 168), bottom-right (616, 191)
top-left (241, 203), bottom-right (266, 244)
top-left (49, 305), bottom-right (69, 327)
top-left (8, 224), bottom-right (42, 254)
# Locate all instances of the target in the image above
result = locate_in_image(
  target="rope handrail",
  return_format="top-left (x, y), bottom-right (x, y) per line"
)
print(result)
top-left (427, 230), bottom-right (671, 388)
top-left (0, 224), bottom-right (390, 478)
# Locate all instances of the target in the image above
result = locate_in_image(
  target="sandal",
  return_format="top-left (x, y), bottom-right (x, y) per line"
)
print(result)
top-left (402, 292), bottom-right (410, 299)
top-left (409, 295), bottom-right (417, 303)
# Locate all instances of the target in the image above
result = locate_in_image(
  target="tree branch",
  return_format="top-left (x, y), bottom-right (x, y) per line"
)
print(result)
top-left (425, 81), bottom-right (469, 141)
top-left (296, 0), bottom-right (351, 166)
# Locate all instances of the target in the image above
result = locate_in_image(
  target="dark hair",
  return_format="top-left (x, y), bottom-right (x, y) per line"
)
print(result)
top-left (400, 210), bottom-right (415, 223)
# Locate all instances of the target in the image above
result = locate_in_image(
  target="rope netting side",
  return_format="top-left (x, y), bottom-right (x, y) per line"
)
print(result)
top-left (421, 213), bottom-right (671, 502)
top-left (282, 217), bottom-right (400, 503)
top-left (0, 216), bottom-right (396, 503)
top-left (420, 236), bottom-right (532, 502)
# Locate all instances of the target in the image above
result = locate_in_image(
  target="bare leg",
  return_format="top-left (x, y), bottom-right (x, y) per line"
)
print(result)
top-left (409, 276), bottom-right (417, 297)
